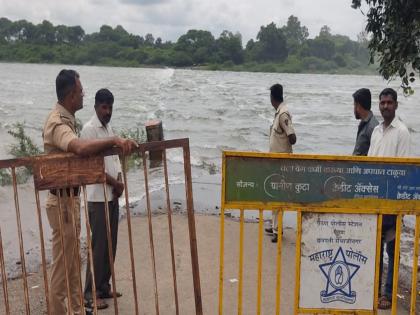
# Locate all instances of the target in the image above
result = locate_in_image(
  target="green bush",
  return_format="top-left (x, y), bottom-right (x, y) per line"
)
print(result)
top-left (0, 122), bottom-right (42, 186)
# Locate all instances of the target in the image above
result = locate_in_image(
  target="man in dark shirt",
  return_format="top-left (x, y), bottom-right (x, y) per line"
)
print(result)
top-left (352, 88), bottom-right (379, 156)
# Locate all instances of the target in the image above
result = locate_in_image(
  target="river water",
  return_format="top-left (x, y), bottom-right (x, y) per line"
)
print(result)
top-left (0, 63), bottom-right (419, 278)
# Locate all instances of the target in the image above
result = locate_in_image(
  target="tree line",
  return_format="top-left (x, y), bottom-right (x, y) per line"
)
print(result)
top-left (0, 16), bottom-right (374, 74)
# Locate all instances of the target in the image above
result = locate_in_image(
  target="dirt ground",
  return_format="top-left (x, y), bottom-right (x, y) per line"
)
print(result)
top-left (1, 214), bottom-right (417, 314)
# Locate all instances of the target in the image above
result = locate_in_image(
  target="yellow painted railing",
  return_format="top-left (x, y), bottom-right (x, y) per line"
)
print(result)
top-left (219, 151), bottom-right (420, 315)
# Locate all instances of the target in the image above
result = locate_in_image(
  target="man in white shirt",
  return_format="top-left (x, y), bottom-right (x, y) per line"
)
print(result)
top-left (368, 87), bottom-right (411, 309)
top-left (82, 89), bottom-right (124, 310)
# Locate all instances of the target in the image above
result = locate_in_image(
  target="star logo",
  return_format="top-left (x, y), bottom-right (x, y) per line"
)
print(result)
top-left (319, 247), bottom-right (360, 304)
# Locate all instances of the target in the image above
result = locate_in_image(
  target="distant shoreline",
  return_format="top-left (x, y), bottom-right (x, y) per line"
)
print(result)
top-left (0, 60), bottom-right (379, 76)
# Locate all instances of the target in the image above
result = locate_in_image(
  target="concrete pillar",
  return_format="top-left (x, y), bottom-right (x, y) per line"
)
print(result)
top-left (145, 120), bottom-right (164, 166)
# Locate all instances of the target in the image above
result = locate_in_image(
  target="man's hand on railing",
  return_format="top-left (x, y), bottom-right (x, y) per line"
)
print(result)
top-left (114, 137), bottom-right (138, 156)
top-left (112, 181), bottom-right (124, 199)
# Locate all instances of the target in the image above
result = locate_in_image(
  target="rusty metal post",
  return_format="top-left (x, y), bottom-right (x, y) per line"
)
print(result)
top-left (82, 186), bottom-right (98, 315)
top-left (163, 150), bottom-right (180, 315)
top-left (56, 192), bottom-right (73, 314)
top-left (69, 189), bottom-right (86, 315)
top-left (146, 120), bottom-right (164, 167)
top-left (0, 226), bottom-right (10, 314)
top-left (182, 141), bottom-right (203, 315)
top-left (34, 190), bottom-right (51, 314)
top-left (11, 167), bottom-right (31, 314)
top-left (141, 151), bottom-right (160, 315)
top-left (102, 184), bottom-right (119, 314)
top-left (121, 157), bottom-right (140, 314)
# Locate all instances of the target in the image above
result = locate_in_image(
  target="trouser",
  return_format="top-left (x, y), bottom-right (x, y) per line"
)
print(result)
top-left (379, 236), bottom-right (396, 298)
top-left (272, 210), bottom-right (278, 235)
top-left (45, 192), bottom-right (82, 315)
top-left (84, 201), bottom-right (119, 299)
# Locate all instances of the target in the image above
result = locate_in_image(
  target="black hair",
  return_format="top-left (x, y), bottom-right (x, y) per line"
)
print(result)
top-left (270, 84), bottom-right (283, 103)
top-left (379, 88), bottom-right (397, 102)
top-left (95, 88), bottom-right (114, 106)
top-left (352, 88), bottom-right (371, 110)
top-left (56, 69), bottom-right (79, 103)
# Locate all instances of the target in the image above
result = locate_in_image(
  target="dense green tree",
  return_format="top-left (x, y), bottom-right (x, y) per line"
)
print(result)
top-left (307, 37), bottom-right (336, 60)
top-left (254, 22), bottom-right (288, 62)
top-left (352, 0), bottom-right (420, 93)
top-left (144, 33), bottom-right (155, 46)
top-left (319, 25), bottom-right (332, 38)
top-left (216, 30), bottom-right (244, 64)
top-left (0, 17), bottom-right (373, 74)
top-left (281, 15), bottom-right (309, 54)
top-left (175, 29), bottom-right (215, 64)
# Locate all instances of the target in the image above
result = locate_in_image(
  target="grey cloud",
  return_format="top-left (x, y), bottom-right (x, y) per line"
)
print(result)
top-left (119, 0), bottom-right (170, 5)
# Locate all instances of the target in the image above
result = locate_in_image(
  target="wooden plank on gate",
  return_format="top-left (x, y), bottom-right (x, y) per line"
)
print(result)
top-left (33, 155), bottom-right (105, 190)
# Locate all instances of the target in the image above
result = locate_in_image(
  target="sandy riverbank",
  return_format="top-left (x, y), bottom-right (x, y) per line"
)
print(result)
top-left (1, 172), bottom-right (420, 314)
top-left (1, 213), bottom-right (416, 314)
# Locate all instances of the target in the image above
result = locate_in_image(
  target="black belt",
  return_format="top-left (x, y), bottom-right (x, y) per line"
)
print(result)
top-left (49, 187), bottom-right (80, 197)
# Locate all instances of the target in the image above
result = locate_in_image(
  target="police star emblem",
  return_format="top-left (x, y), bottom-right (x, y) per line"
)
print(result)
top-left (318, 247), bottom-right (360, 304)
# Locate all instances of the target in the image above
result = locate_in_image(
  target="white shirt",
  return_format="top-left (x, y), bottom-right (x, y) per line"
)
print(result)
top-left (81, 114), bottom-right (122, 202)
top-left (368, 117), bottom-right (411, 157)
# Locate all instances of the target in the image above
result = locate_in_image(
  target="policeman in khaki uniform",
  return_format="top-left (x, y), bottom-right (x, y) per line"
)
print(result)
top-left (43, 69), bottom-right (138, 314)
top-left (266, 84), bottom-right (297, 243)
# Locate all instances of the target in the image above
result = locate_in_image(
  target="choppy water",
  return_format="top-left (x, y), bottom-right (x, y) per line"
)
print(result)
top-left (0, 63), bottom-right (419, 278)
top-left (1, 63), bottom-right (418, 162)
top-left (1, 62), bottom-right (419, 207)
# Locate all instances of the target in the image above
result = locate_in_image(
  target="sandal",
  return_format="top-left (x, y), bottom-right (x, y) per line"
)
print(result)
top-left (378, 295), bottom-right (392, 310)
top-left (99, 291), bottom-right (123, 299)
top-left (84, 297), bottom-right (109, 310)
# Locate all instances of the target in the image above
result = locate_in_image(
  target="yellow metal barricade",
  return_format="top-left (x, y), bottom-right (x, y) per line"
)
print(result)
top-left (219, 151), bottom-right (420, 315)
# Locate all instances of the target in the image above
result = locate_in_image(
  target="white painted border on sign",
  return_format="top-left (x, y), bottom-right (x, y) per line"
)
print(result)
top-left (299, 213), bottom-right (377, 310)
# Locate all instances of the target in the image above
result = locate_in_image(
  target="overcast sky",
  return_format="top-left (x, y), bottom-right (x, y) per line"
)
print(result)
top-left (0, 0), bottom-right (368, 42)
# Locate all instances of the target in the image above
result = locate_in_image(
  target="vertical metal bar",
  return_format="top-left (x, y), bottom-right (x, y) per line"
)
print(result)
top-left (69, 189), bottom-right (86, 315)
top-left (121, 157), bottom-right (140, 315)
top-left (141, 152), bottom-right (160, 315)
top-left (218, 206), bottom-right (225, 315)
top-left (162, 150), bottom-right (180, 315)
top-left (237, 208), bottom-right (245, 315)
top-left (410, 215), bottom-right (420, 315)
top-left (0, 226), bottom-right (10, 314)
top-left (56, 191), bottom-right (73, 314)
top-left (373, 214), bottom-right (383, 314)
top-left (34, 190), bottom-right (51, 315)
top-left (256, 209), bottom-right (263, 315)
top-left (219, 152), bottom-right (227, 315)
top-left (11, 167), bottom-right (30, 314)
top-left (102, 184), bottom-right (119, 314)
top-left (294, 211), bottom-right (302, 315)
top-left (182, 143), bottom-right (203, 315)
top-left (82, 186), bottom-right (98, 315)
top-left (391, 214), bottom-right (402, 315)
top-left (275, 210), bottom-right (283, 315)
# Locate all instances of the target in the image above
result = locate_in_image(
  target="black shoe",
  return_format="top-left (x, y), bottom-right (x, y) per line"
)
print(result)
top-left (265, 227), bottom-right (273, 235)
top-left (271, 234), bottom-right (278, 243)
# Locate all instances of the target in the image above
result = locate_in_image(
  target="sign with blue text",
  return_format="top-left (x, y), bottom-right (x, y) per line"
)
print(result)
top-left (299, 213), bottom-right (377, 310)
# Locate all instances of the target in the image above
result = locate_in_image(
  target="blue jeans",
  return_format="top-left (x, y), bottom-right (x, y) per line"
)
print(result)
top-left (379, 236), bottom-right (395, 298)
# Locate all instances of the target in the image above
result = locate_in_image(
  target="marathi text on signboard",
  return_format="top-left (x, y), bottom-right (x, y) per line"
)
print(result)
top-left (225, 156), bottom-right (420, 205)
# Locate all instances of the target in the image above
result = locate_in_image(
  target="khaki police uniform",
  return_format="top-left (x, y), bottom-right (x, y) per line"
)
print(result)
top-left (269, 103), bottom-right (295, 234)
top-left (43, 103), bottom-right (82, 314)
top-left (269, 103), bottom-right (295, 153)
